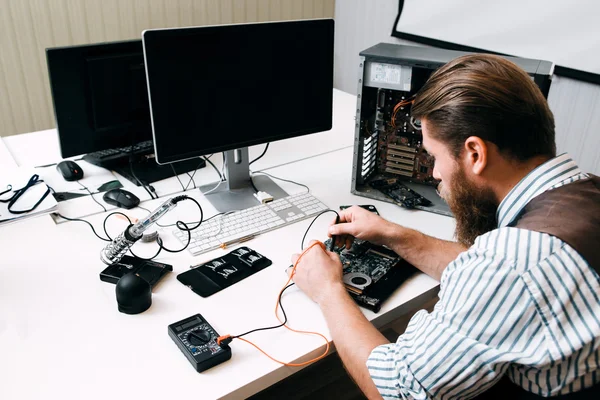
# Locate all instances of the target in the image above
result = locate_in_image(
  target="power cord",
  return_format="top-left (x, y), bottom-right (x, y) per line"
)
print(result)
top-left (249, 143), bottom-right (269, 167)
top-left (250, 170), bottom-right (310, 193)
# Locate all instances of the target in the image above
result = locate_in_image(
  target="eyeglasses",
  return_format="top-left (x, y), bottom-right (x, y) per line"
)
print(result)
top-left (0, 174), bottom-right (51, 215)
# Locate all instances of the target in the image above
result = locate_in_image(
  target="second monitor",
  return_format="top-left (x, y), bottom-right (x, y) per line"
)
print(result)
top-left (142, 19), bottom-right (335, 211)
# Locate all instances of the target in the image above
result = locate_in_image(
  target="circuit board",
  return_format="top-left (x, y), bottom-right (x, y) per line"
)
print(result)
top-left (325, 238), bottom-right (417, 312)
top-left (369, 178), bottom-right (432, 209)
top-left (374, 88), bottom-right (437, 186)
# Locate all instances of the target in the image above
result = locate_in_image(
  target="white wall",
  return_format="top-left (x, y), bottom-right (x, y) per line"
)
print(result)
top-left (334, 0), bottom-right (600, 174)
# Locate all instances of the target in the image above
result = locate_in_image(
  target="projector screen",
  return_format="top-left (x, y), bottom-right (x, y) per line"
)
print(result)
top-left (393, 0), bottom-right (600, 84)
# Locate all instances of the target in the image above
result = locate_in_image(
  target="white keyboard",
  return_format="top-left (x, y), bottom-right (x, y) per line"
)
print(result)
top-left (173, 192), bottom-right (329, 255)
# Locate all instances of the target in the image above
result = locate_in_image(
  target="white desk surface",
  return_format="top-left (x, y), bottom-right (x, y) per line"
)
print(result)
top-left (0, 90), bottom-right (455, 400)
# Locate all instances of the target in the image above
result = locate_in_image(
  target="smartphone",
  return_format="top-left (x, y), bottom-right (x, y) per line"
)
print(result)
top-left (339, 204), bottom-right (380, 215)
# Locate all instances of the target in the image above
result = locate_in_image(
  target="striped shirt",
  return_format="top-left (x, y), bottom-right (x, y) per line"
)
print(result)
top-left (367, 154), bottom-right (600, 399)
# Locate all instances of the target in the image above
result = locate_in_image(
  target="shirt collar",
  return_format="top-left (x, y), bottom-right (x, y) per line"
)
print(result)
top-left (496, 154), bottom-right (584, 228)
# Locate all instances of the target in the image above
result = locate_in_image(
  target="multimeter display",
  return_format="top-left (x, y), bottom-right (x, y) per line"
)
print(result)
top-left (176, 317), bottom-right (202, 332)
top-left (168, 314), bottom-right (231, 372)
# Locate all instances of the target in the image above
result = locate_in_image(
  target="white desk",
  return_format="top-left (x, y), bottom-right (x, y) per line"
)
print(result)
top-left (0, 91), bottom-right (455, 400)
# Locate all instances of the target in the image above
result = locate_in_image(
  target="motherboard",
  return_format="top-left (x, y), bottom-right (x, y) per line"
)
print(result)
top-left (374, 88), bottom-right (437, 186)
top-left (325, 238), bottom-right (417, 312)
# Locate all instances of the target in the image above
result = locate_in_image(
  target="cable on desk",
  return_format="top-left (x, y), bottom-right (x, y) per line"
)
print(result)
top-left (103, 196), bottom-right (203, 260)
top-left (217, 210), bottom-right (342, 367)
top-left (249, 143), bottom-right (269, 167)
top-left (217, 242), bottom-right (331, 367)
top-left (251, 170), bottom-right (310, 194)
top-left (58, 196), bottom-right (203, 261)
top-left (54, 213), bottom-right (111, 242)
top-left (76, 181), bottom-right (107, 212)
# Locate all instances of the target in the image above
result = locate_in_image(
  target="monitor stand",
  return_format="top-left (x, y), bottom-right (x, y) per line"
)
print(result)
top-left (199, 148), bottom-right (288, 213)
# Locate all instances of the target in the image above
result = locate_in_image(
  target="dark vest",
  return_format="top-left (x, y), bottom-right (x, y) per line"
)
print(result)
top-left (477, 175), bottom-right (600, 399)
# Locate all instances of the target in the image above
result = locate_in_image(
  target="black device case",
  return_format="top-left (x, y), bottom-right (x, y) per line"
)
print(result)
top-left (177, 247), bottom-right (272, 297)
top-left (100, 255), bottom-right (172, 287)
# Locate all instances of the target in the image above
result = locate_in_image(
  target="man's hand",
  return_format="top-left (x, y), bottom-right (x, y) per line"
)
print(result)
top-left (290, 241), bottom-right (346, 305)
top-left (328, 206), bottom-right (397, 249)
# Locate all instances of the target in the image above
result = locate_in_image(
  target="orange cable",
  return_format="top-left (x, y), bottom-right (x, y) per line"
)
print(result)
top-left (218, 241), bottom-right (331, 367)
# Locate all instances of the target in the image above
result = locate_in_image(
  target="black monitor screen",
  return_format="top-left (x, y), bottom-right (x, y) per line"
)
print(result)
top-left (46, 40), bottom-right (152, 158)
top-left (142, 19), bottom-right (334, 164)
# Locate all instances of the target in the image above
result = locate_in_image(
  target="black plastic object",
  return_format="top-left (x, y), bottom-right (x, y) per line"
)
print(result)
top-left (102, 188), bottom-right (140, 209)
top-left (100, 255), bottom-right (172, 287)
top-left (115, 272), bottom-right (152, 314)
top-left (177, 247), bottom-right (271, 297)
top-left (56, 160), bottom-right (84, 181)
top-left (168, 314), bottom-right (231, 372)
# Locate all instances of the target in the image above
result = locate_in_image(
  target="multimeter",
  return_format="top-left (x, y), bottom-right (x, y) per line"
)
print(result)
top-left (168, 314), bottom-right (231, 372)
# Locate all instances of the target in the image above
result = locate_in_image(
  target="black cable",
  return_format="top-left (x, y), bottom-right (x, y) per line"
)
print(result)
top-left (249, 177), bottom-right (259, 193)
top-left (170, 164), bottom-right (186, 192)
top-left (232, 283), bottom-right (295, 339)
top-left (203, 155), bottom-right (223, 181)
top-left (128, 145), bottom-right (157, 200)
top-left (103, 196), bottom-right (203, 260)
top-left (249, 143), bottom-right (269, 167)
top-left (228, 209), bottom-right (340, 340)
top-left (35, 162), bottom-right (58, 168)
top-left (251, 170), bottom-right (310, 193)
top-left (76, 181), bottom-right (107, 212)
top-left (55, 213), bottom-right (111, 241)
top-left (183, 157), bottom-right (206, 191)
top-left (151, 210), bottom-right (225, 229)
top-left (301, 209), bottom-right (340, 250)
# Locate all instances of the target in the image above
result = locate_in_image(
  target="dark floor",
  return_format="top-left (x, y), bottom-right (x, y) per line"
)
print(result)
top-left (248, 330), bottom-right (400, 400)
top-left (248, 352), bottom-right (367, 400)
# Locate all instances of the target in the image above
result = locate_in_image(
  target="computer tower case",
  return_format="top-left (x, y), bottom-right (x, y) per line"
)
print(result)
top-left (350, 43), bottom-right (554, 216)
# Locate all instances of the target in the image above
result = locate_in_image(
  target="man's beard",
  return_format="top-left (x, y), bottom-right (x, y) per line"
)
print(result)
top-left (438, 168), bottom-right (499, 247)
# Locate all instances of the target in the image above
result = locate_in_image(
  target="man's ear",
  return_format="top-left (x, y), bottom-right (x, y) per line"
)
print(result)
top-left (463, 136), bottom-right (488, 175)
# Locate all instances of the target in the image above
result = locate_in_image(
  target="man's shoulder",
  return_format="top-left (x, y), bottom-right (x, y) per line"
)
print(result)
top-left (457, 227), bottom-right (567, 274)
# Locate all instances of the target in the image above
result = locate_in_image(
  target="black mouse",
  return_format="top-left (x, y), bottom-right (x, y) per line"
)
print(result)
top-left (103, 188), bottom-right (140, 209)
top-left (56, 160), bottom-right (84, 181)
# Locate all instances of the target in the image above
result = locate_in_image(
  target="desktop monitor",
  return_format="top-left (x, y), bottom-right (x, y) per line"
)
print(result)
top-left (142, 19), bottom-right (334, 211)
top-left (46, 40), bottom-right (152, 158)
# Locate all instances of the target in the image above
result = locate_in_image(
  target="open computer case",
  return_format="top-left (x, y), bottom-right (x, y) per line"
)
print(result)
top-left (350, 43), bottom-right (554, 216)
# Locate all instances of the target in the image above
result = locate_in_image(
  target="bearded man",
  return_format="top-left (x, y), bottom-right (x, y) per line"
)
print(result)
top-left (290, 54), bottom-right (600, 399)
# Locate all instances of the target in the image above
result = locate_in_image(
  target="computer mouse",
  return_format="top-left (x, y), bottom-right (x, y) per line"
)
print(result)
top-left (56, 160), bottom-right (84, 181)
top-left (102, 188), bottom-right (140, 209)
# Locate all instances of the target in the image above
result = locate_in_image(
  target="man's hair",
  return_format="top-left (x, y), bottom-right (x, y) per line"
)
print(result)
top-left (411, 54), bottom-right (556, 161)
